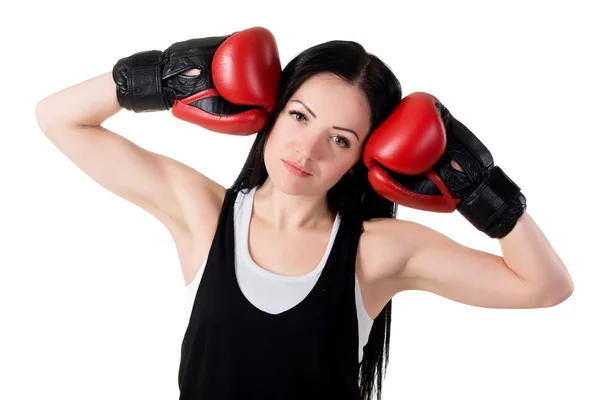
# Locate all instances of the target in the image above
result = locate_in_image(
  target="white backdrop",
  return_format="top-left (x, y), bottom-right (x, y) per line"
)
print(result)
top-left (2, 0), bottom-right (598, 399)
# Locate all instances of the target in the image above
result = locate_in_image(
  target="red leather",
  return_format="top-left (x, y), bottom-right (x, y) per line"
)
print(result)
top-left (363, 92), bottom-right (460, 212)
top-left (213, 27), bottom-right (280, 115)
top-left (171, 27), bottom-right (281, 135)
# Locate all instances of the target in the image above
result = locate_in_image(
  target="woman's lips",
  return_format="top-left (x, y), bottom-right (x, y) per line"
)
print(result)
top-left (282, 159), bottom-right (312, 177)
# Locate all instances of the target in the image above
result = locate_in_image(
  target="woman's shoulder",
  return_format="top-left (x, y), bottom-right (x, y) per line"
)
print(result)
top-left (359, 216), bottom-right (435, 254)
top-left (356, 217), bottom-right (423, 283)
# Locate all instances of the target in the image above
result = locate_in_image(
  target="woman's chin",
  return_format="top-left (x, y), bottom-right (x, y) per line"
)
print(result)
top-left (269, 173), bottom-right (320, 196)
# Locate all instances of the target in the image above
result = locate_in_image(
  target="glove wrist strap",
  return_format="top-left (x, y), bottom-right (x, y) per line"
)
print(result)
top-left (457, 166), bottom-right (527, 239)
top-left (112, 50), bottom-right (171, 112)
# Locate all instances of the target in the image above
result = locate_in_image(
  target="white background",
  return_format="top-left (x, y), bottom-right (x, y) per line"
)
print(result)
top-left (2, 0), bottom-right (598, 399)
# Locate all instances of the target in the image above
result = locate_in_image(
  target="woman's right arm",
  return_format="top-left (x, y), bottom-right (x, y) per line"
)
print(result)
top-left (35, 72), bottom-right (225, 274)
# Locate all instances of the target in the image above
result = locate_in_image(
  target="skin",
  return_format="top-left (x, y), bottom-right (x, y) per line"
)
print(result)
top-left (256, 72), bottom-right (372, 231)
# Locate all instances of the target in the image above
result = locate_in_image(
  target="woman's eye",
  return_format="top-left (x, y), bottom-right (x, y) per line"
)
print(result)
top-left (333, 136), bottom-right (350, 148)
top-left (289, 110), bottom-right (307, 122)
top-left (288, 110), bottom-right (350, 149)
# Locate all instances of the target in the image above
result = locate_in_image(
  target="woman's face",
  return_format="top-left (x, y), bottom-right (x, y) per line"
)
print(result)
top-left (264, 72), bottom-right (371, 197)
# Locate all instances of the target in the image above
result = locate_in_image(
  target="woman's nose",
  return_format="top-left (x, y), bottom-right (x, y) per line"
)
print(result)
top-left (296, 130), bottom-right (324, 160)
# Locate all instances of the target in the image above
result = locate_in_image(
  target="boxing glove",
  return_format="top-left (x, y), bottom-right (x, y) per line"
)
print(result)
top-left (363, 92), bottom-right (526, 239)
top-left (112, 27), bottom-right (281, 135)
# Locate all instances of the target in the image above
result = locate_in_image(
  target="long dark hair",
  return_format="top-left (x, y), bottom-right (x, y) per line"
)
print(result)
top-left (230, 40), bottom-right (402, 400)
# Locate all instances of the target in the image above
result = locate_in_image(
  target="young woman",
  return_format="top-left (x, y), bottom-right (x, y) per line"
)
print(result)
top-left (35, 27), bottom-right (573, 400)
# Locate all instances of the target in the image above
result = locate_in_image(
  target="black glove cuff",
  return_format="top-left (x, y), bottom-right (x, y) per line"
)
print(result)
top-left (112, 50), bottom-right (171, 112)
top-left (457, 166), bottom-right (527, 239)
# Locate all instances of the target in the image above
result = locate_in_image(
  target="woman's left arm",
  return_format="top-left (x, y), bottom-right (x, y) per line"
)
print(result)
top-left (363, 92), bottom-right (573, 308)
top-left (497, 211), bottom-right (573, 302)
top-left (379, 211), bottom-right (574, 309)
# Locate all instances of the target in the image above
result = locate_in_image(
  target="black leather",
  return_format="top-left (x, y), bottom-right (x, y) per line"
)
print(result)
top-left (431, 102), bottom-right (527, 238)
top-left (112, 35), bottom-right (228, 112)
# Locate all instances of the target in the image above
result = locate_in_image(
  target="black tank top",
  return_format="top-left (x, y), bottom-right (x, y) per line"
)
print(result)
top-left (178, 187), bottom-right (363, 399)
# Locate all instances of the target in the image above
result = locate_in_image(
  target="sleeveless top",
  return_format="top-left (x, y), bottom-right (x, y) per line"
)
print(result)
top-left (183, 186), bottom-right (374, 361)
top-left (178, 186), bottom-right (371, 399)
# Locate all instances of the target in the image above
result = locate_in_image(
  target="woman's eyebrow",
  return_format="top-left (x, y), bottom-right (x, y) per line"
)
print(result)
top-left (290, 99), bottom-right (317, 118)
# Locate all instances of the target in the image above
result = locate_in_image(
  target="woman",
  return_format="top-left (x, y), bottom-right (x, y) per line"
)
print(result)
top-left (35, 27), bottom-right (573, 400)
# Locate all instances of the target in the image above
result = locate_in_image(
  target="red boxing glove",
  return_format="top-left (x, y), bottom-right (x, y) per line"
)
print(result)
top-left (171, 27), bottom-right (281, 134)
top-left (363, 92), bottom-right (449, 211)
top-left (363, 92), bottom-right (526, 238)
top-left (113, 27), bottom-right (281, 135)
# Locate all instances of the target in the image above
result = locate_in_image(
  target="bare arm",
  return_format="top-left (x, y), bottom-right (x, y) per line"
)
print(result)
top-left (35, 72), bottom-right (224, 278)
top-left (400, 212), bottom-right (573, 308)
top-left (364, 214), bottom-right (573, 309)
top-left (36, 72), bottom-right (122, 129)
top-left (36, 72), bottom-right (188, 231)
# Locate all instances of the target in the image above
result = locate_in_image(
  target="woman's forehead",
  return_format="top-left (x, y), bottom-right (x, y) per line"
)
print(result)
top-left (289, 73), bottom-right (371, 128)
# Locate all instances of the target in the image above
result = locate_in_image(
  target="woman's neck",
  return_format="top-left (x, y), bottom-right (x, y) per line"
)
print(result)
top-left (253, 179), bottom-right (335, 231)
